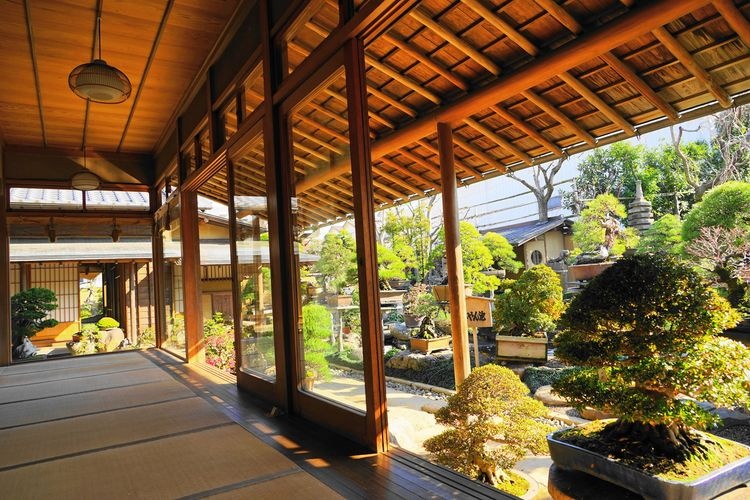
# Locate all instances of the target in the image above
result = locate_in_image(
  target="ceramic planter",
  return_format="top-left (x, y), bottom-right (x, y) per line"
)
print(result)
top-left (567, 262), bottom-right (614, 282)
top-left (496, 335), bottom-right (548, 361)
top-left (409, 336), bottom-right (451, 354)
top-left (327, 294), bottom-right (353, 307)
top-left (403, 313), bottom-right (424, 328)
top-left (548, 432), bottom-right (750, 500)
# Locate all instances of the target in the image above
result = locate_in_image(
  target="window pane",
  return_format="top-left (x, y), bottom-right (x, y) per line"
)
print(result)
top-left (244, 63), bottom-right (264, 118)
top-left (233, 135), bottom-right (276, 379)
top-left (289, 67), bottom-right (366, 411)
top-left (160, 198), bottom-right (185, 356)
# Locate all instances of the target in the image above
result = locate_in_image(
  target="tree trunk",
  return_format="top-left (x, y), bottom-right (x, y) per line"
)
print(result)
top-left (601, 420), bottom-right (709, 460)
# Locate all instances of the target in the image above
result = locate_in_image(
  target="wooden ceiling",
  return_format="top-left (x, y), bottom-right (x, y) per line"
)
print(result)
top-left (283, 0), bottom-right (750, 226)
top-left (0, 0), bottom-right (240, 153)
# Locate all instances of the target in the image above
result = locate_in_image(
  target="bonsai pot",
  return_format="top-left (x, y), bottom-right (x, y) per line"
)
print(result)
top-left (410, 336), bottom-right (451, 354)
top-left (301, 377), bottom-right (315, 391)
top-left (496, 334), bottom-right (548, 362)
top-left (327, 294), bottom-right (353, 307)
top-left (547, 431), bottom-right (750, 500)
top-left (567, 262), bottom-right (614, 282)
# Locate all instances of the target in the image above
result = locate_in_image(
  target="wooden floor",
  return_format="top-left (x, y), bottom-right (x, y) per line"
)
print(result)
top-left (0, 350), bottom-right (511, 499)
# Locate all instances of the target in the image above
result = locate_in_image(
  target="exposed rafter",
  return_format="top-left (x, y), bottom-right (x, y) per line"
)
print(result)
top-left (463, 117), bottom-right (532, 165)
top-left (459, 0), bottom-right (539, 57)
top-left (533, 0), bottom-right (583, 35)
top-left (381, 33), bottom-right (468, 91)
top-left (558, 71), bottom-right (636, 136)
top-left (521, 90), bottom-right (596, 146)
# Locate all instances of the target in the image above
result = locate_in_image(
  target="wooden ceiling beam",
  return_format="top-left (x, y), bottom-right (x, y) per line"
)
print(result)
top-left (304, 191), bottom-right (352, 217)
top-left (367, 85), bottom-right (417, 118)
top-left (397, 147), bottom-right (442, 177)
top-left (600, 51), bottom-right (679, 122)
top-left (409, 7), bottom-right (502, 76)
top-left (381, 33), bottom-right (468, 91)
top-left (489, 104), bottom-right (562, 156)
top-left (373, 178), bottom-right (411, 200)
top-left (533, 0), bottom-right (583, 35)
top-left (23, 0), bottom-right (47, 146)
top-left (521, 90), bottom-right (596, 146)
top-left (559, 71), bottom-right (636, 136)
top-left (293, 141), bottom-right (330, 162)
top-left (305, 102), bottom-right (349, 126)
top-left (415, 139), bottom-right (478, 180)
top-left (365, 54), bottom-right (442, 104)
top-left (323, 85), bottom-right (395, 129)
top-left (372, 166), bottom-right (423, 195)
top-left (308, 186), bottom-right (355, 209)
top-left (295, 114), bottom-right (348, 143)
top-left (652, 26), bottom-right (733, 108)
top-left (712, 0), bottom-right (750, 49)
top-left (463, 117), bottom-right (532, 165)
top-left (452, 137), bottom-right (503, 176)
top-left (378, 156), bottom-right (441, 191)
top-left (459, 0), bottom-right (539, 57)
top-left (294, 127), bottom-right (344, 155)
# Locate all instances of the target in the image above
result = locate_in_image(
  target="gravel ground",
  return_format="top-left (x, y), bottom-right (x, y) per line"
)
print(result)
top-left (715, 425), bottom-right (750, 446)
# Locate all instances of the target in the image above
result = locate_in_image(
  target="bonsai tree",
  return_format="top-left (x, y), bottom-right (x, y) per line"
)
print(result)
top-left (636, 213), bottom-right (683, 255)
top-left (302, 304), bottom-right (332, 380)
top-left (481, 232), bottom-right (523, 275)
top-left (424, 364), bottom-right (553, 494)
top-left (554, 254), bottom-right (750, 460)
top-left (11, 287), bottom-right (59, 347)
top-left (376, 244), bottom-right (407, 289)
top-left (493, 265), bottom-right (564, 337)
top-left (315, 230), bottom-right (357, 294)
top-left (572, 193), bottom-right (639, 257)
top-left (432, 222), bottom-right (502, 293)
top-left (96, 317), bottom-right (120, 330)
top-left (403, 283), bottom-right (438, 320)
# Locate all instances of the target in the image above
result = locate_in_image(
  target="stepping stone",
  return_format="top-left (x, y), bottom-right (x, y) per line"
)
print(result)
top-left (534, 385), bottom-right (569, 406)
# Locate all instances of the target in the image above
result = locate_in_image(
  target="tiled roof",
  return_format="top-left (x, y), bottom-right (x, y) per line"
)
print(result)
top-left (10, 188), bottom-right (149, 210)
top-left (482, 216), bottom-right (570, 247)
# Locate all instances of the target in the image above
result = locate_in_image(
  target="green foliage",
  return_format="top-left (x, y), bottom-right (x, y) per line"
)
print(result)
top-left (326, 348), bottom-right (363, 371)
top-left (80, 285), bottom-right (103, 320)
top-left (80, 323), bottom-right (99, 336)
top-left (481, 232), bottom-right (523, 274)
top-left (521, 366), bottom-right (580, 394)
top-left (493, 265), bottom-right (564, 336)
top-left (554, 254), bottom-right (749, 433)
top-left (302, 304), bottom-right (333, 380)
top-left (424, 365), bottom-right (553, 490)
top-left (96, 317), bottom-right (120, 329)
top-left (136, 327), bottom-right (156, 348)
top-left (433, 222), bottom-right (501, 293)
top-left (572, 193), bottom-right (639, 255)
top-left (382, 202), bottom-right (433, 280)
top-left (203, 313), bottom-right (235, 373)
top-left (11, 288), bottom-right (59, 346)
top-left (637, 214), bottom-right (683, 255)
top-left (376, 244), bottom-right (406, 284)
top-left (682, 181), bottom-right (750, 242)
top-left (403, 283), bottom-right (439, 318)
top-left (315, 230), bottom-right (357, 293)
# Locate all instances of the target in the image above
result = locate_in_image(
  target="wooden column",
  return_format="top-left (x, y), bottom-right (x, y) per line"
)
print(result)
top-left (151, 188), bottom-right (166, 349)
top-left (180, 191), bottom-right (205, 363)
top-left (0, 149), bottom-right (11, 366)
top-left (346, 37), bottom-right (388, 453)
top-left (437, 122), bottom-right (470, 386)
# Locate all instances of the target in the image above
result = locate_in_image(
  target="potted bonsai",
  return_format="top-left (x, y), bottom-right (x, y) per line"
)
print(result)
top-left (11, 287), bottom-right (58, 359)
top-left (550, 254), bottom-right (750, 499)
top-left (403, 283), bottom-right (438, 328)
top-left (494, 265), bottom-right (563, 362)
top-left (425, 364), bottom-right (554, 497)
top-left (409, 316), bottom-right (451, 354)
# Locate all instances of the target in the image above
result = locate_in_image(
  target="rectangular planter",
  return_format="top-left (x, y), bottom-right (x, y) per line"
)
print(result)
top-left (410, 336), bottom-right (451, 354)
top-left (548, 432), bottom-right (750, 500)
top-left (567, 262), bottom-right (614, 282)
top-left (496, 335), bottom-right (548, 362)
top-left (327, 295), bottom-right (353, 307)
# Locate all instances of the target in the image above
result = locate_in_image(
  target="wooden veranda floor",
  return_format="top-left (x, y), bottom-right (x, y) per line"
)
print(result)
top-left (0, 350), bottom-right (510, 499)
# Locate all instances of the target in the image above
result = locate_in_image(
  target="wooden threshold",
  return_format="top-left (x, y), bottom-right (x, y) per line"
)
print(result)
top-left (144, 349), bottom-right (513, 499)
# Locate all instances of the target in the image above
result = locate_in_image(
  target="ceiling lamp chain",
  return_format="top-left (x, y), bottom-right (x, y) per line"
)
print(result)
top-left (68, 15), bottom-right (132, 104)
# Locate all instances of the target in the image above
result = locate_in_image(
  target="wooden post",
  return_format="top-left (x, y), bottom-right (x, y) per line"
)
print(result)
top-left (437, 122), bottom-right (470, 387)
top-left (0, 149), bottom-right (11, 366)
top-left (346, 37), bottom-right (389, 453)
top-left (180, 191), bottom-right (205, 363)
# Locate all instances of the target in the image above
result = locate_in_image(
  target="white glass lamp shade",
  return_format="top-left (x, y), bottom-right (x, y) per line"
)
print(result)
top-left (71, 171), bottom-right (101, 191)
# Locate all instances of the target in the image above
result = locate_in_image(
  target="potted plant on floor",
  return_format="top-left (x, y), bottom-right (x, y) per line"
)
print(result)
top-left (424, 364), bottom-right (554, 497)
top-left (494, 265), bottom-right (563, 362)
top-left (550, 254), bottom-right (750, 499)
top-left (409, 316), bottom-right (451, 354)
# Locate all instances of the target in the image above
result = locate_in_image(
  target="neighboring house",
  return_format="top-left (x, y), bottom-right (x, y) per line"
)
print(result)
top-left (482, 215), bottom-right (575, 271)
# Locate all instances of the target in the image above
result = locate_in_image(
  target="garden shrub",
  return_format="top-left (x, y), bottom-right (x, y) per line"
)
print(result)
top-left (203, 313), bottom-right (235, 373)
top-left (326, 348), bottom-right (363, 371)
top-left (80, 323), bottom-right (99, 336)
top-left (522, 366), bottom-right (579, 394)
top-left (493, 265), bottom-right (564, 336)
top-left (11, 287), bottom-right (58, 347)
top-left (302, 304), bottom-right (333, 380)
top-left (424, 365), bottom-right (553, 492)
top-left (554, 254), bottom-right (750, 459)
top-left (96, 317), bottom-right (120, 329)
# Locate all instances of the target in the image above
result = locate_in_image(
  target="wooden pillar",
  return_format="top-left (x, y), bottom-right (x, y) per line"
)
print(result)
top-left (152, 215), bottom-right (166, 349)
top-left (345, 37), bottom-right (388, 453)
top-left (0, 148), bottom-right (11, 366)
top-left (437, 122), bottom-right (470, 386)
top-left (180, 192), bottom-right (205, 363)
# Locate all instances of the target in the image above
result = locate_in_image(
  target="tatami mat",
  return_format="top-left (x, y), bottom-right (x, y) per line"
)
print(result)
top-left (0, 352), bottom-right (341, 499)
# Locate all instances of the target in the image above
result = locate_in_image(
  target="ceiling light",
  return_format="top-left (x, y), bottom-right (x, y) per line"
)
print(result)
top-left (72, 171), bottom-right (101, 191)
top-left (69, 16), bottom-right (131, 104)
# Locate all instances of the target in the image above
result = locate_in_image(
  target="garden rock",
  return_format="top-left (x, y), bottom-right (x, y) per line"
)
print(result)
top-left (713, 407), bottom-right (750, 427)
top-left (100, 328), bottom-right (125, 352)
top-left (580, 407), bottom-right (615, 420)
top-left (534, 385), bottom-right (569, 406)
top-left (390, 324), bottom-right (411, 342)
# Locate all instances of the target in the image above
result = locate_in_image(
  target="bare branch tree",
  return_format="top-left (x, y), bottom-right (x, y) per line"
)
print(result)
top-left (506, 156), bottom-right (566, 222)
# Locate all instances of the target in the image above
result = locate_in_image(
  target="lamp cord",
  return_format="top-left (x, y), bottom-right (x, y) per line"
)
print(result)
top-left (97, 16), bottom-right (102, 60)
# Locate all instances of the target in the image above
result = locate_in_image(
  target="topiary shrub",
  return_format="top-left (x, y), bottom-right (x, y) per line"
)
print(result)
top-left (11, 287), bottom-right (59, 347)
top-left (493, 265), bottom-right (564, 337)
top-left (96, 317), bottom-right (120, 330)
top-left (302, 304), bottom-right (333, 380)
top-left (553, 254), bottom-right (750, 460)
top-left (80, 323), bottom-right (99, 337)
top-left (424, 364), bottom-right (553, 493)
